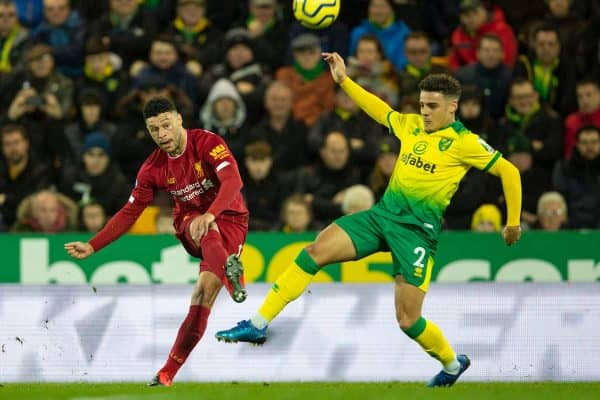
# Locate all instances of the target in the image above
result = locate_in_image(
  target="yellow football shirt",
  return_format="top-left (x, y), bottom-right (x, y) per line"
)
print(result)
top-left (340, 77), bottom-right (501, 238)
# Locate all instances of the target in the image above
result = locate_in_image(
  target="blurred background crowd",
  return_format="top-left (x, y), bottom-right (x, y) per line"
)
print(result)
top-left (0, 0), bottom-right (598, 235)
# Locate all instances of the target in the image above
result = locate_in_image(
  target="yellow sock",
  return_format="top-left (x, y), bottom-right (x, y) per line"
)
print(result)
top-left (403, 317), bottom-right (457, 367)
top-left (257, 249), bottom-right (319, 322)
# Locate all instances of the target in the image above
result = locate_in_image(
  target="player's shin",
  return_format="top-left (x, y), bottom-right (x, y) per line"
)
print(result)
top-left (402, 317), bottom-right (460, 374)
top-left (251, 249), bottom-right (319, 328)
top-left (159, 305), bottom-right (211, 380)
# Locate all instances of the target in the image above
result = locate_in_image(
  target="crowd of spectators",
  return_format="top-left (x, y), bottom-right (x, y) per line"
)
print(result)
top-left (0, 0), bottom-right (598, 234)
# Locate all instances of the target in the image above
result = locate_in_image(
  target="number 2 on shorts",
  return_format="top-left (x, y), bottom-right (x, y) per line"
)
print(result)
top-left (413, 246), bottom-right (426, 268)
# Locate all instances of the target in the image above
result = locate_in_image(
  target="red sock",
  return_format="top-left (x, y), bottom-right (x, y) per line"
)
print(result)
top-left (159, 305), bottom-right (210, 379)
top-left (200, 229), bottom-right (228, 269)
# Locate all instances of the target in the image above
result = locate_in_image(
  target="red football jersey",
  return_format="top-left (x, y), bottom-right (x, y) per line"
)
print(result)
top-left (130, 128), bottom-right (248, 227)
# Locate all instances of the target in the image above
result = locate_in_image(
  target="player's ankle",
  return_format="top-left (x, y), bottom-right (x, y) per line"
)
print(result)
top-left (443, 357), bottom-right (460, 375)
top-left (250, 314), bottom-right (268, 329)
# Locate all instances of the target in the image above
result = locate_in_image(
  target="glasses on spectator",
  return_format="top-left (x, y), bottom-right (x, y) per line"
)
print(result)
top-left (406, 48), bottom-right (428, 55)
top-left (0, 11), bottom-right (17, 18)
top-left (540, 208), bottom-right (565, 217)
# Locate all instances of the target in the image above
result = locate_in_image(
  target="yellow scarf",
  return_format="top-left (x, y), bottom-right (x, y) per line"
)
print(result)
top-left (174, 17), bottom-right (209, 40)
top-left (84, 63), bottom-right (114, 82)
top-left (0, 26), bottom-right (20, 73)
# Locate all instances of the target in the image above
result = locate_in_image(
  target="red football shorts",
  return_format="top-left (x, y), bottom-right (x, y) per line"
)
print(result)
top-left (176, 212), bottom-right (248, 290)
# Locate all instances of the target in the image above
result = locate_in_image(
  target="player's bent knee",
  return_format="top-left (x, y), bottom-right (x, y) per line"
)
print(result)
top-left (304, 243), bottom-right (327, 267)
top-left (396, 312), bottom-right (420, 330)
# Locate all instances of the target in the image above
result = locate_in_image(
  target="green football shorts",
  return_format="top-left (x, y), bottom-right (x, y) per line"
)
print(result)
top-left (334, 204), bottom-right (436, 291)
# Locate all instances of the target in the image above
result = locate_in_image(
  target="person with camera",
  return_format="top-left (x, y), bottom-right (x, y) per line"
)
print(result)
top-left (1, 43), bottom-right (73, 167)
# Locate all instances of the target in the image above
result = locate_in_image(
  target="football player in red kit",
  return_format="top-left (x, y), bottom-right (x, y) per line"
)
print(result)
top-left (65, 96), bottom-right (249, 386)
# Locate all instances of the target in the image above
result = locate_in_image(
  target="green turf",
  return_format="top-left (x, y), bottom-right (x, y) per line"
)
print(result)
top-left (0, 382), bottom-right (598, 400)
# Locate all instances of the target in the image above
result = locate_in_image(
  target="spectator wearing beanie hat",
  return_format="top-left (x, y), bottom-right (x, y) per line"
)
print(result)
top-left (59, 132), bottom-right (130, 217)
top-left (276, 33), bottom-right (335, 127)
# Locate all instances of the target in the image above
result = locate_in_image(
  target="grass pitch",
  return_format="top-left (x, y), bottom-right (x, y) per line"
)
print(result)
top-left (0, 382), bottom-right (598, 400)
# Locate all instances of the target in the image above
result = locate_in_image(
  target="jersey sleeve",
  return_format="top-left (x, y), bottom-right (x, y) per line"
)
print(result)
top-left (129, 162), bottom-right (156, 206)
top-left (458, 133), bottom-right (502, 171)
top-left (200, 132), bottom-right (239, 173)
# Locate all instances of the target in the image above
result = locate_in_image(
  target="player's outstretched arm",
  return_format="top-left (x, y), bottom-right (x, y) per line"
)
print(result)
top-left (64, 242), bottom-right (94, 259)
top-left (322, 52), bottom-right (393, 126)
top-left (488, 157), bottom-right (522, 246)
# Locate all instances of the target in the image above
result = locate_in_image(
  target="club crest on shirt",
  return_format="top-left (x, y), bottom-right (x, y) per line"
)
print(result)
top-left (209, 144), bottom-right (230, 160)
top-left (194, 161), bottom-right (204, 178)
top-left (413, 141), bottom-right (428, 155)
top-left (167, 177), bottom-right (176, 185)
top-left (439, 138), bottom-right (454, 151)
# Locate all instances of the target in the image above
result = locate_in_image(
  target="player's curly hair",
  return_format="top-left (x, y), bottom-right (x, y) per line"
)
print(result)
top-left (143, 96), bottom-right (176, 119)
top-left (418, 74), bottom-right (462, 99)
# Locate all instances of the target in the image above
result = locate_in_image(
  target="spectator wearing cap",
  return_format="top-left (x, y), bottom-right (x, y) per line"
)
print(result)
top-left (233, 0), bottom-right (287, 71)
top-left (88, 0), bottom-right (158, 69)
top-left (4, 43), bottom-right (73, 122)
top-left (553, 125), bottom-right (600, 229)
top-left (200, 78), bottom-right (249, 161)
top-left (63, 88), bottom-right (118, 170)
top-left (346, 33), bottom-right (399, 108)
top-left (31, 0), bottom-right (86, 78)
top-left (0, 123), bottom-right (51, 228)
top-left (493, 78), bottom-right (563, 177)
top-left (308, 85), bottom-right (387, 173)
top-left (512, 24), bottom-right (577, 117)
top-left (563, 79), bottom-right (600, 158)
top-left (132, 34), bottom-right (199, 114)
top-left (164, 0), bottom-right (223, 74)
top-left (454, 33), bottom-right (512, 119)
top-left (285, 7), bottom-right (349, 66)
top-left (76, 35), bottom-right (129, 117)
top-left (449, 0), bottom-right (517, 70)
top-left (59, 132), bottom-right (130, 217)
top-left (0, 0), bottom-right (29, 76)
top-left (2, 43), bottom-right (73, 166)
top-left (276, 33), bottom-right (335, 127)
top-left (241, 140), bottom-right (283, 231)
top-left (200, 27), bottom-right (268, 126)
top-left (249, 80), bottom-right (310, 174)
top-left (349, 0), bottom-right (411, 71)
